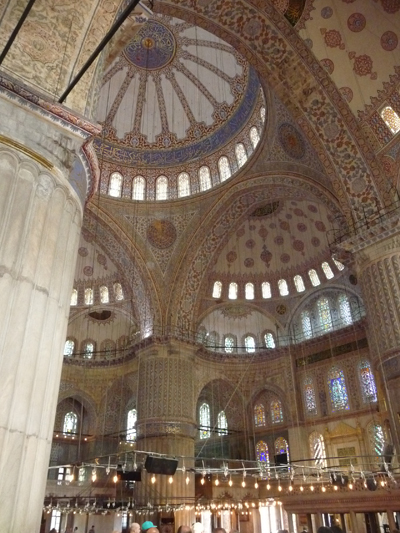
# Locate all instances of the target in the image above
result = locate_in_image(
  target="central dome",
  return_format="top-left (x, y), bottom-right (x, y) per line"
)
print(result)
top-left (95, 14), bottom-right (265, 200)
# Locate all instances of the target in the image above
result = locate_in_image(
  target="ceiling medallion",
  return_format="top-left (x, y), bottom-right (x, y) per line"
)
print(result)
top-left (124, 20), bottom-right (176, 70)
top-left (146, 219), bottom-right (177, 249)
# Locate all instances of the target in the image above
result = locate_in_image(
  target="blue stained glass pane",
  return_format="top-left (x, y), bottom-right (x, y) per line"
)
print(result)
top-left (328, 367), bottom-right (350, 411)
top-left (318, 297), bottom-right (332, 331)
top-left (304, 377), bottom-right (317, 414)
top-left (254, 404), bottom-right (265, 426)
top-left (256, 440), bottom-right (269, 465)
top-left (275, 437), bottom-right (289, 456)
top-left (271, 400), bottom-right (283, 424)
top-left (360, 361), bottom-right (377, 403)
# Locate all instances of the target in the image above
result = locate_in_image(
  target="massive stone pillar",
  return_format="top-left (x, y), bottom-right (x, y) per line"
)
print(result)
top-left (0, 80), bottom-right (99, 533)
top-left (136, 340), bottom-right (197, 530)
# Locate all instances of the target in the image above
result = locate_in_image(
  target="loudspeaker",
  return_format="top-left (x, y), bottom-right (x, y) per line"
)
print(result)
top-left (383, 443), bottom-right (394, 464)
top-left (145, 456), bottom-right (178, 475)
top-left (366, 477), bottom-right (377, 491)
top-left (274, 453), bottom-right (288, 466)
top-left (118, 470), bottom-right (142, 481)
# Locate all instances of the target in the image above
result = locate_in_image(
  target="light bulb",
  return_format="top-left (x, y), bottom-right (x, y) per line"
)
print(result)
top-left (215, 478), bottom-right (220, 486)
top-left (278, 485), bottom-right (282, 492)
top-left (322, 486), bottom-right (326, 492)
top-left (229, 479), bottom-right (233, 487)
top-left (151, 475), bottom-right (156, 484)
top-left (334, 485), bottom-right (338, 491)
top-left (310, 485), bottom-right (314, 491)
top-left (289, 485), bottom-right (293, 492)
top-left (186, 476), bottom-right (190, 485)
top-left (300, 486), bottom-right (304, 492)
top-left (266, 483), bottom-right (270, 490)
top-left (242, 480), bottom-right (246, 488)
top-left (201, 477), bottom-right (205, 485)
top-left (349, 483), bottom-right (353, 490)
top-left (254, 482), bottom-right (259, 489)
top-left (113, 475), bottom-right (118, 483)
top-left (169, 476), bottom-right (173, 484)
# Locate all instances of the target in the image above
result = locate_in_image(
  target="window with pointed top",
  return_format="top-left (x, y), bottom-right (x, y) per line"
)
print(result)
top-left (108, 172), bottom-right (123, 197)
top-left (83, 341), bottom-right (94, 359)
top-left (262, 281), bottom-right (271, 299)
top-left (309, 431), bottom-right (326, 467)
top-left (250, 126), bottom-right (260, 149)
top-left (332, 257), bottom-right (345, 271)
top-left (256, 440), bottom-right (269, 465)
top-left (178, 172), bottom-right (190, 197)
top-left (199, 166), bottom-right (212, 191)
top-left (224, 335), bottom-right (235, 353)
top-left (126, 409), bottom-right (137, 442)
top-left (156, 175), bottom-right (168, 200)
top-left (235, 143), bottom-right (248, 168)
top-left (294, 275), bottom-right (305, 292)
top-left (254, 404), bottom-right (265, 427)
top-left (84, 288), bottom-right (93, 305)
top-left (321, 262), bottom-right (334, 279)
top-left (218, 156), bottom-right (231, 182)
top-left (64, 339), bottom-right (75, 357)
top-left (308, 269), bottom-right (321, 287)
top-left (368, 422), bottom-right (385, 458)
top-left (328, 366), bottom-right (350, 411)
top-left (338, 294), bottom-right (353, 325)
top-left (245, 282), bottom-right (254, 300)
top-left (212, 281), bottom-right (222, 298)
top-left (228, 282), bottom-right (238, 300)
top-left (275, 437), bottom-right (289, 461)
top-left (359, 360), bottom-right (377, 403)
top-left (245, 335), bottom-right (256, 353)
top-left (217, 411), bottom-right (228, 436)
top-left (381, 106), bottom-right (400, 134)
top-left (304, 376), bottom-right (317, 415)
top-left (132, 176), bottom-right (145, 200)
top-left (264, 332), bottom-right (275, 349)
top-left (199, 403), bottom-right (210, 439)
top-left (301, 310), bottom-right (312, 339)
top-left (278, 279), bottom-right (289, 296)
top-left (71, 289), bottom-right (78, 306)
top-left (318, 297), bottom-right (332, 331)
top-left (100, 285), bottom-right (109, 304)
top-left (271, 400), bottom-right (283, 424)
top-left (63, 412), bottom-right (77, 435)
top-left (114, 282), bottom-right (124, 301)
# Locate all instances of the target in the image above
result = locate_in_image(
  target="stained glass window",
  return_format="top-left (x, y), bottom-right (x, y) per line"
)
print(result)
top-left (368, 423), bottom-right (385, 457)
top-left (318, 297), bottom-right (332, 331)
top-left (108, 172), bottom-right (123, 197)
top-left (64, 339), bottom-right (75, 357)
top-left (301, 310), bottom-right (312, 339)
top-left (63, 412), bottom-right (77, 434)
top-left (126, 409), bottom-right (137, 441)
top-left (245, 282), bottom-right (254, 300)
top-left (321, 262), bottom-right (334, 279)
top-left (132, 176), bottom-right (145, 200)
top-left (250, 126), bottom-right (260, 149)
top-left (271, 400), bottom-right (283, 424)
top-left (278, 279), bottom-right (289, 296)
top-left (178, 172), bottom-right (190, 197)
top-left (359, 361), bottom-right (377, 403)
top-left (217, 411), bottom-right (228, 435)
top-left (328, 366), bottom-right (350, 411)
top-left (235, 143), bottom-right (248, 168)
top-left (212, 281), bottom-right (222, 298)
top-left (275, 437), bottom-right (289, 461)
top-left (199, 166), bottom-right (212, 191)
top-left (304, 377), bottom-right (317, 415)
top-left (218, 156), bottom-right (231, 182)
top-left (245, 335), bottom-right (256, 353)
top-left (308, 269), bottom-right (321, 287)
top-left (83, 341), bottom-right (94, 359)
top-left (294, 275), bottom-right (305, 292)
top-left (71, 289), bottom-right (78, 306)
top-left (84, 288), bottom-right (93, 305)
top-left (156, 175), bottom-right (168, 200)
top-left (256, 440), bottom-right (269, 464)
top-left (228, 282), bottom-right (238, 299)
top-left (332, 257), bottom-right (345, 271)
top-left (264, 332), bottom-right (275, 348)
top-left (114, 282), bottom-right (124, 301)
top-left (103, 340), bottom-right (114, 358)
top-left (100, 285), bottom-right (109, 304)
top-left (199, 403), bottom-right (210, 439)
top-left (381, 106), bottom-right (400, 134)
top-left (260, 106), bottom-right (266, 123)
top-left (224, 335), bottom-right (235, 353)
top-left (309, 431), bottom-right (326, 467)
top-left (207, 331), bottom-right (219, 349)
top-left (254, 404), bottom-right (265, 427)
top-left (262, 281), bottom-right (271, 299)
top-left (339, 294), bottom-right (352, 325)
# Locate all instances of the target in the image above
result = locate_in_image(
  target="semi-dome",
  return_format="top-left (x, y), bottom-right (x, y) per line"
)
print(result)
top-left (95, 14), bottom-right (265, 200)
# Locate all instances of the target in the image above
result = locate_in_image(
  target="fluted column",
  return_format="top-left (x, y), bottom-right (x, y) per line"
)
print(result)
top-left (136, 340), bottom-right (196, 529)
top-left (0, 86), bottom-right (99, 533)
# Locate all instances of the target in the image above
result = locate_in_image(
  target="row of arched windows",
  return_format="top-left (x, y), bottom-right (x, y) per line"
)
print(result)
top-left (70, 283), bottom-right (124, 306)
top-left (256, 437), bottom-right (289, 466)
top-left (212, 259), bottom-right (344, 300)
top-left (254, 400), bottom-right (284, 427)
top-left (202, 331), bottom-right (276, 353)
top-left (63, 336), bottom-right (129, 359)
top-left (198, 403), bottom-right (228, 439)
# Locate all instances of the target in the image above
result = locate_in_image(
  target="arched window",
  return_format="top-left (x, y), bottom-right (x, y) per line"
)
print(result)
top-left (262, 281), bottom-right (271, 299)
top-left (83, 341), bottom-right (94, 359)
top-left (199, 403), bottom-right (210, 439)
top-left (359, 361), bottom-right (377, 403)
top-left (228, 282), bottom-right (238, 300)
top-left (70, 289), bottom-right (78, 306)
top-left (332, 257), bottom-right (345, 271)
top-left (309, 431), bottom-right (326, 467)
top-left (114, 282), bottom-right (124, 301)
top-left (245, 282), bottom-right (254, 300)
top-left (301, 310), bottom-right (312, 339)
top-left (275, 437), bottom-right (289, 462)
top-left (368, 422), bottom-right (385, 457)
top-left (102, 340), bottom-right (115, 358)
top-left (321, 262), bottom-right (334, 279)
top-left (318, 297), bottom-right (332, 331)
top-left (381, 106), bottom-right (400, 134)
top-left (294, 275), bottom-right (305, 292)
top-left (156, 175), bottom-right (168, 200)
top-left (84, 288), bottom-right (93, 305)
top-left (271, 400), bottom-right (283, 424)
top-left (217, 411), bottom-right (228, 435)
top-left (212, 281), bottom-right (222, 298)
top-left (264, 332), bottom-right (275, 349)
top-left (235, 143), bottom-right (248, 168)
top-left (304, 376), bottom-right (317, 415)
top-left (308, 269), bottom-right (321, 287)
top-left (278, 279), bottom-right (289, 296)
top-left (256, 440), bottom-right (269, 464)
top-left (328, 366), bottom-right (350, 411)
top-left (250, 126), bottom-right (260, 149)
top-left (199, 166), bottom-right (211, 191)
top-left (108, 172), bottom-right (123, 197)
top-left (132, 176), bottom-right (145, 200)
top-left (126, 409), bottom-right (137, 441)
top-left (63, 412), bottom-right (77, 435)
top-left (339, 294), bottom-right (353, 325)
top-left (206, 331), bottom-right (219, 349)
top-left (178, 172), bottom-right (190, 197)
top-left (254, 404), bottom-right (265, 427)
top-left (224, 335), bottom-right (235, 353)
top-left (218, 156), bottom-right (231, 182)
top-left (260, 106), bottom-right (266, 123)
top-left (64, 339), bottom-right (75, 357)
top-left (245, 335), bottom-right (256, 353)
top-left (100, 285), bottom-right (109, 304)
